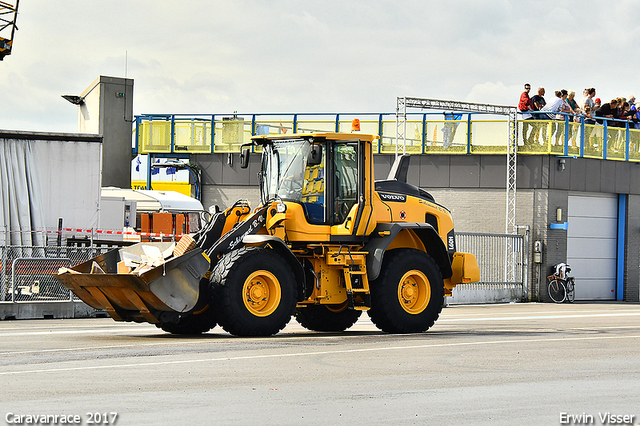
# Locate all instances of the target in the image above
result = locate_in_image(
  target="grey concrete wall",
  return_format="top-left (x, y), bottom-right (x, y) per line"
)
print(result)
top-left (531, 189), bottom-right (550, 302)
top-left (199, 151), bottom-right (261, 210)
top-left (0, 302), bottom-right (100, 320)
top-left (198, 152), bottom-right (640, 193)
top-left (202, 185), bottom-right (260, 211)
top-left (541, 190), bottom-right (569, 302)
top-left (374, 153), bottom-right (640, 195)
top-left (192, 151), bottom-right (640, 303)
top-left (79, 76), bottom-right (133, 189)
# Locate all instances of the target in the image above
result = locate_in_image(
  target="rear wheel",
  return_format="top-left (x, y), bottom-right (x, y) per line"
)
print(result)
top-left (211, 247), bottom-right (297, 337)
top-left (368, 249), bottom-right (444, 334)
top-left (548, 278), bottom-right (566, 303)
top-left (295, 303), bottom-right (362, 332)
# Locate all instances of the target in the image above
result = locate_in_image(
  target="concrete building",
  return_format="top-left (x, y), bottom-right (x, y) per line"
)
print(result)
top-left (62, 81), bottom-right (640, 304)
top-left (73, 75), bottom-right (134, 189)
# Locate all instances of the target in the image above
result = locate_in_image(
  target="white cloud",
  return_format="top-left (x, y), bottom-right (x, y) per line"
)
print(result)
top-left (2, 1), bottom-right (640, 132)
top-left (465, 82), bottom-right (519, 107)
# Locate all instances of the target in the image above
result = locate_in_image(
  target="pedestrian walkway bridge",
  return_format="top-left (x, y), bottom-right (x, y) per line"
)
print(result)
top-left (134, 112), bottom-right (640, 162)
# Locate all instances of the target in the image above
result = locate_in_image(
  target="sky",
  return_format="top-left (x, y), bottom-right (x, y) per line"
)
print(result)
top-left (2, 0), bottom-right (640, 133)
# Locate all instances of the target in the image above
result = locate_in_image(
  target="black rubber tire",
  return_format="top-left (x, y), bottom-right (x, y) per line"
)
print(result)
top-left (565, 278), bottom-right (575, 303)
top-left (211, 247), bottom-right (297, 337)
top-left (548, 278), bottom-right (566, 303)
top-left (368, 249), bottom-right (445, 334)
top-left (157, 280), bottom-right (218, 334)
top-left (295, 304), bottom-right (362, 332)
top-left (158, 304), bottom-right (218, 334)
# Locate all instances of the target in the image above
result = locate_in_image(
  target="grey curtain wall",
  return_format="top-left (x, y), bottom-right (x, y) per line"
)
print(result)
top-left (0, 137), bottom-right (102, 246)
top-left (0, 139), bottom-right (46, 246)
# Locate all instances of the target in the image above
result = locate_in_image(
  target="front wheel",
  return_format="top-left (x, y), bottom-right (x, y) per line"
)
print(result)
top-left (565, 278), bottom-right (575, 303)
top-left (368, 249), bottom-right (445, 334)
top-left (158, 305), bottom-right (217, 334)
top-left (157, 281), bottom-right (217, 334)
top-left (548, 278), bottom-right (566, 303)
top-left (211, 247), bottom-right (297, 337)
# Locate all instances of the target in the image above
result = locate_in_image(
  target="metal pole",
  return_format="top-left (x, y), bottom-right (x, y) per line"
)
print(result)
top-left (564, 115), bottom-right (569, 156)
top-left (517, 225), bottom-right (530, 301)
top-left (57, 218), bottom-right (63, 258)
top-left (505, 110), bottom-right (518, 283)
top-left (1, 226), bottom-right (6, 302)
top-left (90, 228), bottom-right (95, 258)
top-left (466, 113), bottom-right (472, 154)
top-left (395, 97), bottom-right (407, 158)
top-left (146, 153), bottom-right (152, 190)
top-left (580, 116), bottom-right (585, 158)
top-left (603, 120), bottom-right (608, 160)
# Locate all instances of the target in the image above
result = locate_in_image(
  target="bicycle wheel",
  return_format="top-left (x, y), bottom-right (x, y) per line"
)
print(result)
top-left (548, 278), bottom-right (566, 303)
top-left (565, 278), bottom-right (575, 303)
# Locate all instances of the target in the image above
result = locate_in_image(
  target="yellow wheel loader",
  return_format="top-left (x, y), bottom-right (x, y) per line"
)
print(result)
top-left (57, 133), bottom-right (479, 336)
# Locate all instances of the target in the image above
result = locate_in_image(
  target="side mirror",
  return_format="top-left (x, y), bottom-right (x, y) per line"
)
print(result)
top-left (307, 145), bottom-right (322, 166)
top-left (240, 148), bottom-right (250, 169)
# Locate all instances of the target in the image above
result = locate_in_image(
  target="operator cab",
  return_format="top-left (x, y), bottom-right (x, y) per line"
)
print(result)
top-left (243, 134), bottom-right (366, 228)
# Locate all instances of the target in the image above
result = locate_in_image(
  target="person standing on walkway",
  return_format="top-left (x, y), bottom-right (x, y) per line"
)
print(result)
top-left (582, 88), bottom-right (596, 111)
top-left (541, 90), bottom-right (568, 146)
top-left (530, 87), bottom-right (547, 144)
top-left (518, 83), bottom-right (535, 144)
top-left (566, 90), bottom-right (580, 147)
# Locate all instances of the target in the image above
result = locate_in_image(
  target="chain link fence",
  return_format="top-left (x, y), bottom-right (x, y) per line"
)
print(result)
top-left (1, 232), bottom-right (527, 305)
top-left (456, 231), bottom-right (527, 290)
top-left (0, 244), bottom-right (116, 303)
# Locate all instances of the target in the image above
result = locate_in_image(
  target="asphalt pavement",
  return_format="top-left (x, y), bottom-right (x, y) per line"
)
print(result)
top-left (1, 302), bottom-right (639, 426)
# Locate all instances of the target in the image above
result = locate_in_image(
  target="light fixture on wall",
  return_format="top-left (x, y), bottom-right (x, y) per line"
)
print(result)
top-left (558, 158), bottom-right (566, 171)
top-left (61, 95), bottom-right (85, 105)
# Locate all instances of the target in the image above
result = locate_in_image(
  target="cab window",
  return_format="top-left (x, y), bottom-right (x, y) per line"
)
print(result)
top-left (333, 143), bottom-right (358, 224)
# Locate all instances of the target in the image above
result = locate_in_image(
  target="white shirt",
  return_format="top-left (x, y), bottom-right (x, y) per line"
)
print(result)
top-left (582, 97), bottom-right (594, 110)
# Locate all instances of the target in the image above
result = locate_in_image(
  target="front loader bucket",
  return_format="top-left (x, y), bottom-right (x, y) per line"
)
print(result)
top-left (56, 242), bottom-right (210, 324)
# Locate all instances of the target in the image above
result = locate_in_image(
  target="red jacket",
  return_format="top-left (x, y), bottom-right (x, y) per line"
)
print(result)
top-left (519, 92), bottom-right (533, 112)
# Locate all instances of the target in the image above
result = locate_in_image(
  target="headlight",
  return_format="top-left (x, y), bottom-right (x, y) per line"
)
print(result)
top-left (276, 201), bottom-right (287, 213)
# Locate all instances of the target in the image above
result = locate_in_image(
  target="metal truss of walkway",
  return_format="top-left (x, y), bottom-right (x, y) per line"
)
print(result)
top-left (396, 96), bottom-right (519, 282)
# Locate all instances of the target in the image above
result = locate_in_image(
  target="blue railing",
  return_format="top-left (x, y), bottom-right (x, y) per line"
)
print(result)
top-left (132, 112), bottom-right (640, 162)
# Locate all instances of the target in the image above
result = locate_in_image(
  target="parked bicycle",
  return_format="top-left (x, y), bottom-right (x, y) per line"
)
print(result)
top-left (547, 263), bottom-right (575, 303)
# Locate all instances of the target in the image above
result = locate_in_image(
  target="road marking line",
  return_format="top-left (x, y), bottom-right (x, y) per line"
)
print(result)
top-left (0, 327), bottom-right (154, 337)
top-left (1, 334), bottom-right (639, 376)
top-left (1, 311), bottom-right (639, 354)
top-left (1, 311), bottom-right (637, 338)
top-left (0, 324), bottom-right (150, 332)
top-left (439, 312), bottom-right (640, 322)
top-left (441, 309), bottom-right (640, 318)
top-left (0, 339), bottom-right (211, 356)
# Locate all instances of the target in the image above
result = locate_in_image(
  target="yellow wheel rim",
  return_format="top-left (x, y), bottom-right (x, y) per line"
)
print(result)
top-left (242, 270), bottom-right (281, 317)
top-left (397, 270), bottom-right (431, 314)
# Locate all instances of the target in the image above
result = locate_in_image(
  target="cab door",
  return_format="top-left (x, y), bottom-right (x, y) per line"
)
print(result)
top-left (330, 139), bottom-right (375, 237)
